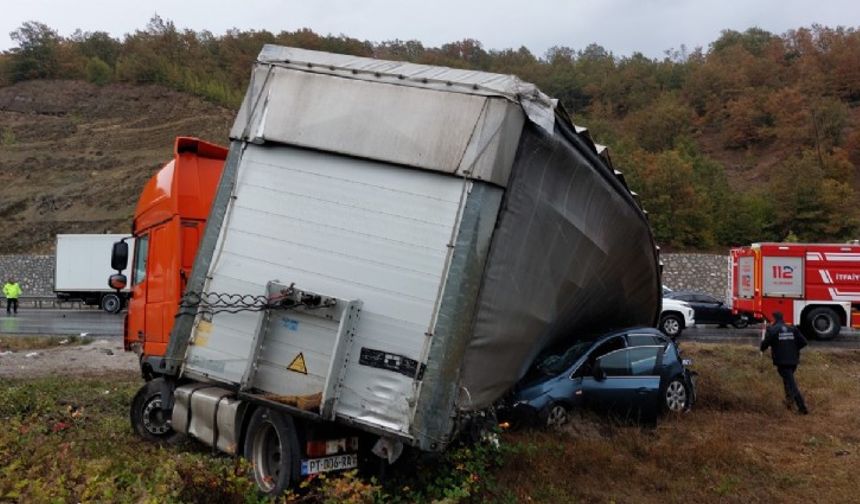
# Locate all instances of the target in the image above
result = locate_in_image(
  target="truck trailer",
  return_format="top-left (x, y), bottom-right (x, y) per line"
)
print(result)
top-left (113, 45), bottom-right (662, 495)
top-left (730, 242), bottom-right (860, 339)
top-left (54, 234), bottom-right (134, 313)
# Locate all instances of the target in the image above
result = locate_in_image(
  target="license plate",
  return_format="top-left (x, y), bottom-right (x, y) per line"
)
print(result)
top-left (301, 454), bottom-right (358, 476)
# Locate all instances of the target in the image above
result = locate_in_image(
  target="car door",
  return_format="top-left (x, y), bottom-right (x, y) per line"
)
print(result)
top-left (697, 294), bottom-right (726, 324)
top-left (581, 346), bottom-right (662, 421)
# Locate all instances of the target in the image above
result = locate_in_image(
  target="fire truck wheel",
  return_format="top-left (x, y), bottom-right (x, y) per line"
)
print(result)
top-left (805, 307), bottom-right (840, 340)
top-left (244, 407), bottom-right (301, 496)
top-left (130, 379), bottom-right (181, 444)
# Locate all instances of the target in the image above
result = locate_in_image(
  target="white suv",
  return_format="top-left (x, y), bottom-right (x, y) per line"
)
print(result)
top-left (660, 296), bottom-right (695, 338)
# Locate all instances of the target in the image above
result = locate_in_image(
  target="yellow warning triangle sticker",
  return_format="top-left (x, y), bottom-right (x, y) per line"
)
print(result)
top-left (287, 353), bottom-right (308, 375)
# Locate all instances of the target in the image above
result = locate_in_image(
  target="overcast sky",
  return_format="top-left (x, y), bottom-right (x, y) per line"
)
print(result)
top-left (1, 0), bottom-right (857, 58)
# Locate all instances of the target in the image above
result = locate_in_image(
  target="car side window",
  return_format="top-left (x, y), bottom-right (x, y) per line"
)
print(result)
top-left (592, 336), bottom-right (625, 358)
top-left (678, 294), bottom-right (693, 302)
top-left (628, 347), bottom-right (661, 375)
top-left (573, 336), bottom-right (625, 378)
top-left (597, 347), bottom-right (662, 377)
top-left (627, 333), bottom-right (659, 347)
top-left (597, 349), bottom-right (629, 376)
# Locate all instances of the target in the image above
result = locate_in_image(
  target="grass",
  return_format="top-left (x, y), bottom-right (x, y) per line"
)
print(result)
top-left (1, 343), bottom-right (858, 502)
top-left (491, 342), bottom-right (860, 503)
top-left (0, 334), bottom-right (92, 352)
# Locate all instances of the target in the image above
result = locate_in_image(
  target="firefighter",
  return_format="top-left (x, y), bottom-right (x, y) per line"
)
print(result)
top-left (760, 311), bottom-right (809, 414)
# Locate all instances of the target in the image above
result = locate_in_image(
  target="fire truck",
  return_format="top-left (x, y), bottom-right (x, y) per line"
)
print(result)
top-left (729, 242), bottom-right (860, 340)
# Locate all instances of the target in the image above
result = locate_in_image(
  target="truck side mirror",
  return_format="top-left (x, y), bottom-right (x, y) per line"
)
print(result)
top-left (111, 241), bottom-right (129, 271)
top-left (109, 273), bottom-right (127, 291)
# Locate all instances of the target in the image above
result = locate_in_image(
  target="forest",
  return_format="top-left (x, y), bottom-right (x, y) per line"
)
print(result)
top-left (1, 18), bottom-right (858, 250)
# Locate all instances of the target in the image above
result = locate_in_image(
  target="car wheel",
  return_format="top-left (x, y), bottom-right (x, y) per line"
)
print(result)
top-left (731, 314), bottom-right (749, 329)
top-left (805, 307), bottom-right (840, 340)
top-left (659, 314), bottom-right (683, 338)
top-left (664, 379), bottom-right (688, 413)
top-left (243, 407), bottom-right (300, 496)
top-left (545, 403), bottom-right (569, 428)
top-left (130, 379), bottom-right (181, 444)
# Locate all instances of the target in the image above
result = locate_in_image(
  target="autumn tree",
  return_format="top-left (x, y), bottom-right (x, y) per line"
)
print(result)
top-left (7, 21), bottom-right (61, 81)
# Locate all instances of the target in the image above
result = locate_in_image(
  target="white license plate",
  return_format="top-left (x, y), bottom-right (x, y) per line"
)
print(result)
top-left (301, 454), bottom-right (358, 476)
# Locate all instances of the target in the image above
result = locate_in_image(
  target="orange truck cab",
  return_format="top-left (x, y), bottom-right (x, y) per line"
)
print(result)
top-left (117, 137), bottom-right (227, 378)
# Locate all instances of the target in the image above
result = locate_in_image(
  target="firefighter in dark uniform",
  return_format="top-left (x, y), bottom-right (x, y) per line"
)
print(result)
top-left (760, 311), bottom-right (809, 414)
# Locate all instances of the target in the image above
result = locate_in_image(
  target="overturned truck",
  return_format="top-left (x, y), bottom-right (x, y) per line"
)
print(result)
top-left (123, 45), bottom-right (661, 494)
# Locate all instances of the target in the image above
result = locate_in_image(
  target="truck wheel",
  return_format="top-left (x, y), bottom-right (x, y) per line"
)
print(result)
top-left (244, 407), bottom-right (300, 496)
top-left (101, 293), bottom-right (122, 313)
top-left (130, 379), bottom-right (181, 443)
top-left (806, 307), bottom-right (840, 340)
top-left (659, 314), bottom-right (683, 339)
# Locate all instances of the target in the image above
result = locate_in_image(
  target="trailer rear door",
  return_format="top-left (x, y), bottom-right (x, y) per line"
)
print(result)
top-left (182, 144), bottom-right (469, 435)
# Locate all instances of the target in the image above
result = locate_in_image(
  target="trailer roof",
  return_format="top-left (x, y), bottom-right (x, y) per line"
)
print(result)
top-left (230, 45), bottom-right (623, 190)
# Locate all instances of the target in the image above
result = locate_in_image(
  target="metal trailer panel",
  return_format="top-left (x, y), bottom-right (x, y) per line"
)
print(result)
top-left (182, 143), bottom-right (468, 435)
top-left (411, 183), bottom-right (504, 450)
top-left (231, 61), bottom-right (526, 187)
top-left (54, 234), bottom-right (134, 292)
top-left (460, 122), bottom-right (662, 409)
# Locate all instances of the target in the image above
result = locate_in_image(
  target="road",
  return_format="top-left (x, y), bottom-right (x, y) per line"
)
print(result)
top-left (684, 325), bottom-right (860, 349)
top-left (0, 309), bottom-right (123, 336)
top-left (1, 310), bottom-right (859, 349)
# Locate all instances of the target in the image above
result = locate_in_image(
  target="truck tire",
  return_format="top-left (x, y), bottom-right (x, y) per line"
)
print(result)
top-left (101, 293), bottom-right (122, 313)
top-left (130, 378), bottom-right (181, 444)
top-left (244, 407), bottom-right (301, 496)
top-left (805, 307), bottom-right (840, 340)
top-left (659, 314), bottom-right (683, 339)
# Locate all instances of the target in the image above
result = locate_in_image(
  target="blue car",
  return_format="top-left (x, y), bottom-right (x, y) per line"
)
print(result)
top-left (499, 327), bottom-right (696, 428)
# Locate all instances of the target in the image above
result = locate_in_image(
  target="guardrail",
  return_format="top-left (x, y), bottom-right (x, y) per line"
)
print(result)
top-left (1, 296), bottom-right (100, 310)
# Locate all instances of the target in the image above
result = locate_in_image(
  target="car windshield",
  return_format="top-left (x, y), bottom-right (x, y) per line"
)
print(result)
top-left (536, 340), bottom-right (594, 376)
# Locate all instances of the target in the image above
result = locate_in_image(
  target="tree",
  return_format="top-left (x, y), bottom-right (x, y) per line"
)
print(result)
top-left (7, 21), bottom-right (61, 81)
top-left (85, 56), bottom-right (112, 85)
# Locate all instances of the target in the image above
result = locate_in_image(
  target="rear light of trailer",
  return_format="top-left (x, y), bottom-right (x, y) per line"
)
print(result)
top-left (306, 436), bottom-right (359, 457)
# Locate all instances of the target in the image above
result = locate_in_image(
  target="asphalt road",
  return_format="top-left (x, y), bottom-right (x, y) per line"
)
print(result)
top-left (683, 325), bottom-right (860, 349)
top-left (1, 310), bottom-right (859, 349)
top-left (0, 309), bottom-right (123, 336)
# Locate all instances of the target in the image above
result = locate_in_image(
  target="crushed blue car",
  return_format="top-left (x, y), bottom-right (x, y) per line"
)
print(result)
top-left (498, 327), bottom-right (696, 428)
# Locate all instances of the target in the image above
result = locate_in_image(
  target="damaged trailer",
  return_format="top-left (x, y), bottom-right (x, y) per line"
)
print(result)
top-left (130, 45), bottom-right (661, 493)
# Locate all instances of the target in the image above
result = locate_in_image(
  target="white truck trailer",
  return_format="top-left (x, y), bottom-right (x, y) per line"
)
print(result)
top-left (125, 45), bottom-right (662, 494)
top-left (54, 234), bottom-right (133, 313)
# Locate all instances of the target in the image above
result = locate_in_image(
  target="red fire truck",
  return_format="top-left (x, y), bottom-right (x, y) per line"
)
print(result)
top-left (729, 242), bottom-right (860, 340)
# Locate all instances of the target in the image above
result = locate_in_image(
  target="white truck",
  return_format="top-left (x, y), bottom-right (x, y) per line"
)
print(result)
top-left (55, 234), bottom-right (133, 313)
top-left (121, 45), bottom-right (662, 495)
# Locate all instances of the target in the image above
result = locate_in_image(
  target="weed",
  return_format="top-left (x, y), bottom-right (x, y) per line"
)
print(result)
top-left (1, 127), bottom-right (15, 147)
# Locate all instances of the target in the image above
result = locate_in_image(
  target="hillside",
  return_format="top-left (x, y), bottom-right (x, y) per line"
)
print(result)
top-left (1, 20), bottom-right (859, 252)
top-left (0, 80), bottom-right (234, 254)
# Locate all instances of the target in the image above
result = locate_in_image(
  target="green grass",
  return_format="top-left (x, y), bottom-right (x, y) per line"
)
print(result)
top-left (2, 343), bottom-right (859, 503)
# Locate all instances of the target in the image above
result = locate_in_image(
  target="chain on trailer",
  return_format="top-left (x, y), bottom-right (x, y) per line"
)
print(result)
top-left (176, 282), bottom-right (337, 317)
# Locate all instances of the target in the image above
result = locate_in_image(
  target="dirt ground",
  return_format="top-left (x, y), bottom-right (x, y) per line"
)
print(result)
top-left (0, 79), bottom-right (235, 254)
top-left (0, 338), bottom-right (137, 378)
